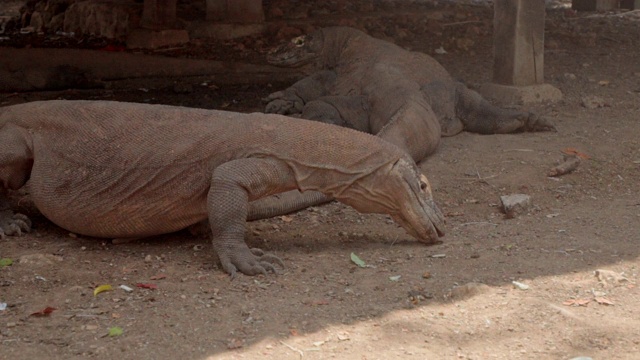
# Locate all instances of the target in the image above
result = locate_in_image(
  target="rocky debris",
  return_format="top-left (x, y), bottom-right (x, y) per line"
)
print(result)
top-left (581, 95), bottom-right (609, 109)
top-left (500, 194), bottom-right (531, 219)
top-left (18, 253), bottom-right (64, 266)
top-left (446, 282), bottom-right (491, 300)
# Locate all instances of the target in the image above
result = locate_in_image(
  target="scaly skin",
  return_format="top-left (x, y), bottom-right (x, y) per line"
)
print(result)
top-left (0, 100), bottom-right (445, 277)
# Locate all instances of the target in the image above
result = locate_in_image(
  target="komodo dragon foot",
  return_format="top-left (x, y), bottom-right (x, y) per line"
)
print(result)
top-left (523, 113), bottom-right (556, 132)
top-left (217, 245), bottom-right (285, 278)
top-left (493, 112), bottom-right (556, 134)
top-left (0, 210), bottom-right (31, 239)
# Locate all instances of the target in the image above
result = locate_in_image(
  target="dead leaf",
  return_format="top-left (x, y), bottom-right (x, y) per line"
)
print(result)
top-left (280, 215), bottom-right (293, 223)
top-left (595, 297), bottom-right (615, 305)
top-left (30, 306), bottom-right (56, 317)
top-left (563, 298), bottom-right (591, 306)
top-left (150, 274), bottom-right (167, 280)
top-left (290, 329), bottom-right (299, 336)
top-left (562, 148), bottom-right (590, 160)
top-left (136, 283), bottom-right (158, 290)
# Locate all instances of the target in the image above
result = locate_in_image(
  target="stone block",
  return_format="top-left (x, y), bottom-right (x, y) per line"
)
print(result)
top-left (477, 83), bottom-right (563, 106)
top-left (500, 194), bottom-right (531, 219)
top-left (572, 0), bottom-right (620, 11)
top-left (126, 28), bottom-right (189, 49)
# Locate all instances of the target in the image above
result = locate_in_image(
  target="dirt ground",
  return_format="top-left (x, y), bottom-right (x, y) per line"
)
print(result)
top-left (1, 1), bottom-right (640, 359)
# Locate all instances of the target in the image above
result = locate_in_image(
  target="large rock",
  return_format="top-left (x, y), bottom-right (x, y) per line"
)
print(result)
top-left (0, 0), bottom-right (27, 33)
top-left (63, 0), bottom-right (141, 40)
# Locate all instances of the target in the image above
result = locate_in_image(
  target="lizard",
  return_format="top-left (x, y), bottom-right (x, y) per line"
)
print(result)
top-left (0, 100), bottom-right (445, 277)
top-left (264, 26), bottom-right (556, 163)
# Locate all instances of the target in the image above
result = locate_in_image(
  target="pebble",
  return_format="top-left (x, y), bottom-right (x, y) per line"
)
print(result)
top-left (500, 194), bottom-right (531, 219)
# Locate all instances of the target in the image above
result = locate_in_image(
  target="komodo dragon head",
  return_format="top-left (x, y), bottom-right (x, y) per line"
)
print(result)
top-left (267, 31), bottom-right (324, 67)
top-left (336, 158), bottom-right (445, 243)
top-left (267, 26), bottom-right (366, 68)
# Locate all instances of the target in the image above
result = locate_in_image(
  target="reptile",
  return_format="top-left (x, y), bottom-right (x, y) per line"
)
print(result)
top-left (0, 100), bottom-right (445, 277)
top-left (264, 26), bottom-right (556, 162)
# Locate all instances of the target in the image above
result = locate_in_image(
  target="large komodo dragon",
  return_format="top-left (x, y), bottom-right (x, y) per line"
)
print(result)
top-left (264, 26), bottom-right (556, 163)
top-left (0, 100), bottom-right (445, 276)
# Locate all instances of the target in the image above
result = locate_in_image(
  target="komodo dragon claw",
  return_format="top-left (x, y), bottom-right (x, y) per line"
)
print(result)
top-left (220, 246), bottom-right (285, 279)
top-left (0, 210), bottom-right (31, 239)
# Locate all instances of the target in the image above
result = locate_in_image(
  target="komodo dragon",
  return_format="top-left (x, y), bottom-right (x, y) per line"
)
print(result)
top-left (264, 26), bottom-right (556, 163)
top-left (0, 100), bottom-right (445, 277)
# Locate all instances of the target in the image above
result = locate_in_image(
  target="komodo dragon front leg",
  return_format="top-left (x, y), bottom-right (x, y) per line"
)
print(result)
top-left (263, 70), bottom-right (337, 115)
top-left (209, 156), bottom-right (309, 277)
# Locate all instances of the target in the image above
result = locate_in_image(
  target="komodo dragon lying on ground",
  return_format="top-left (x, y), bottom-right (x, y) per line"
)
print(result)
top-left (264, 26), bottom-right (556, 163)
top-left (0, 100), bottom-right (445, 276)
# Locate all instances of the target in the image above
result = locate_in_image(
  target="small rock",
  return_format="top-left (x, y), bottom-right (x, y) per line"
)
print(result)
top-left (512, 281), bottom-right (530, 290)
top-left (447, 282), bottom-right (490, 300)
top-left (500, 194), bottom-right (531, 219)
top-left (144, 254), bottom-right (152, 263)
top-left (581, 95), bottom-right (608, 109)
top-left (563, 73), bottom-right (577, 81)
top-left (595, 269), bottom-right (629, 286)
top-left (422, 272), bottom-right (431, 279)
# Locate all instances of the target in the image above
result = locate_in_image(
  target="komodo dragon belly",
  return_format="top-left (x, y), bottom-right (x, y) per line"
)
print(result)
top-left (27, 158), bottom-right (210, 238)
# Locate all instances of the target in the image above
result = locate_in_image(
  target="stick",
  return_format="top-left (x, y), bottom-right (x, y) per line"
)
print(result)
top-left (280, 341), bottom-right (304, 358)
top-left (548, 154), bottom-right (581, 177)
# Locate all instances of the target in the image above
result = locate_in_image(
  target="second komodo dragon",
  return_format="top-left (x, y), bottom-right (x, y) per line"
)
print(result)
top-left (265, 26), bottom-right (556, 163)
top-left (0, 100), bottom-right (445, 277)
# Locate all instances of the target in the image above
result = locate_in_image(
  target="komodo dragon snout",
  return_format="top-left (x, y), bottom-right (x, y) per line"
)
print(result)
top-left (337, 158), bottom-right (445, 243)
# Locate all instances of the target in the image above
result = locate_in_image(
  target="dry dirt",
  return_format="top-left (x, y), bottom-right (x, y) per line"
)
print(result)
top-left (1, 2), bottom-right (640, 359)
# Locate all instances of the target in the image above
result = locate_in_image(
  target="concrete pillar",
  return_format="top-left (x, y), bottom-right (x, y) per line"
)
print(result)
top-left (477, 0), bottom-right (562, 105)
top-left (493, 0), bottom-right (544, 86)
top-left (206, 0), bottom-right (264, 24)
top-left (140, 0), bottom-right (177, 30)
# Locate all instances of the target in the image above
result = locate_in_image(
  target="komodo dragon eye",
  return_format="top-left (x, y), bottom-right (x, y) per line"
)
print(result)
top-left (420, 181), bottom-right (428, 191)
top-left (292, 36), bottom-right (306, 46)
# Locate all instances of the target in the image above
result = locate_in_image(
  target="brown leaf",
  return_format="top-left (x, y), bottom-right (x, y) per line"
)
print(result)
top-left (280, 215), bottom-right (293, 223)
top-left (136, 283), bottom-right (158, 290)
top-left (30, 306), bottom-right (57, 317)
top-left (562, 148), bottom-right (590, 159)
top-left (150, 274), bottom-right (167, 280)
top-left (595, 297), bottom-right (615, 305)
top-left (563, 298), bottom-right (591, 306)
